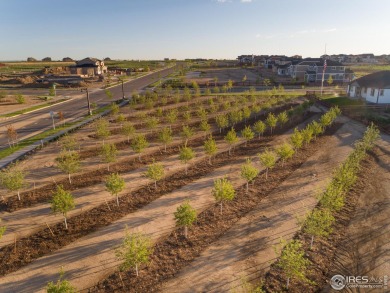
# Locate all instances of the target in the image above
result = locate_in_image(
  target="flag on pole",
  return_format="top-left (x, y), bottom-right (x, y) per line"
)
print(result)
top-left (322, 59), bottom-right (327, 82)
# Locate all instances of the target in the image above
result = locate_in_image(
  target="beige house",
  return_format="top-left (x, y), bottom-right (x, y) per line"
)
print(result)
top-left (70, 57), bottom-right (107, 76)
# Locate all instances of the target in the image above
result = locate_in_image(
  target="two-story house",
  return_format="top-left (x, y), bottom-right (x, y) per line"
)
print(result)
top-left (290, 58), bottom-right (346, 83)
top-left (70, 57), bottom-right (107, 76)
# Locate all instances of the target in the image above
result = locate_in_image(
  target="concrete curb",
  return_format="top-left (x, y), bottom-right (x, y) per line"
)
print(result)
top-left (0, 99), bottom-right (129, 170)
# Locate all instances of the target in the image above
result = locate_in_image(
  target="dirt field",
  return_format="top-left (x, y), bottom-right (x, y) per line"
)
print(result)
top-left (186, 68), bottom-right (260, 85)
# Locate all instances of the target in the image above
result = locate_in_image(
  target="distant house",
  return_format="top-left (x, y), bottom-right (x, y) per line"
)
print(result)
top-left (290, 58), bottom-right (346, 83)
top-left (70, 57), bottom-right (107, 76)
top-left (27, 57), bottom-right (37, 62)
top-left (62, 57), bottom-right (74, 62)
top-left (347, 71), bottom-right (390, 104)
top-left (42, 57), bottom-right (52, 62)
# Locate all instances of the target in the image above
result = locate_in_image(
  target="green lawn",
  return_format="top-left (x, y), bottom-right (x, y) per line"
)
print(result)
top-left (348, 64), bottom-right (390, 78)
top-left (320, 96), bottom-right (364, 106)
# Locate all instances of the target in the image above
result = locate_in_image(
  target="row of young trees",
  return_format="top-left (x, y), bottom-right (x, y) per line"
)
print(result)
top-left (93, 107), bottom-right (344, 282)
top-left (271, 123), bottom-right (379, 290)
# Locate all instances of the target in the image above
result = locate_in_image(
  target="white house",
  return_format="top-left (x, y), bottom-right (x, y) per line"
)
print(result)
top-left (347, 71), bottom-right (390, 104)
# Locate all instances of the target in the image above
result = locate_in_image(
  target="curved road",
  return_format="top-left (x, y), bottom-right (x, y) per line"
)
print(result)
top-left (0, 65), bottom-right (176, 150)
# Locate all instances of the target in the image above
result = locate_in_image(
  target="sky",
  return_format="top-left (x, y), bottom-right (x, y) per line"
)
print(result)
top-left (1, 0), bottom-right (389, 61)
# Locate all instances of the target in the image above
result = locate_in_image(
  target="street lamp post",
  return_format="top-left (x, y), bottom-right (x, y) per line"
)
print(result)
top-left (81, 88), bottom-right (92, 116)
top-left (121, 79), bottom-right (125, 100)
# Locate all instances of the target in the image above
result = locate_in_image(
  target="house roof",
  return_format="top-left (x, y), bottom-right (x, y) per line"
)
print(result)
top-left (298, 58), bottom-right (342, 66)
top-left (277, 63), bottom-right (290, 69)
top-left (351, 71), bottom-right (390, 88)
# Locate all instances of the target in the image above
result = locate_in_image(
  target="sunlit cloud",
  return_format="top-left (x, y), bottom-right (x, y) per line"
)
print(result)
top-left (241, 0), bottom-right (253, 2)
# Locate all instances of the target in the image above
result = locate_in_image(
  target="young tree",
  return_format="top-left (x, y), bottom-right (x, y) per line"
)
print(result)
top-left (229, 110), bottom-right (243, 126)
top-left (181, 125), bottom-right (194, 146)
top-left (110, 102), bottom-right (120, 116)
top-left (241, 158), bottom-right (259, 192)
top-left (57, 151), bottom-right (80, 184)
top-left (213, 76), bottom-right (218, 87)
top-left (276, 143), bottom-right (295, 166)
top-left (241, 125), bottom-right (254, 146)
top-left (145, 116), bottom-right (159, 134)
top-left (301, 126), bottom-right (314, 145)
top-left (242, 75), bottom-right (247, 85)
top-left (105, 173), bottom-right (125, 207)
top-left (204, 135), bottom-right (218, 165)
top-left (131, 134), bottom-right (149, 162)
top-left (253, 120), bottom-right (266, 139)
top-left (122, 122), bottom-right (135, 143)
top-left (224, 128), bottom-right (238, 155)
top-left (6, 124), bottom-right (18, 148)
top-left (179, 146), bottom-right (195, 175)
top-left (258, 149), bottom-right (277, 179)
top-left (274, 239), bottom-right (311, 289)
top-left (266, 112), bottom-right (278, 135)
top-left (182, 111), bottom-right (191, 122)
top-left (0, 163), bottom-right (26, 201)
top-left (212, 177), bottom-right (235, 215)
top-left (215, 114), bottom-right (229, 133)
top-left (277, 111), bottom-right (289, 127)
top-left (302, 209), bottom-right (335, 249)
top-left (327, 75), bottom-right (333, 86)
top-left (145, 160), bottom-right (165, 189)
top-left (174, 200), bottom-right (197, 238)
top-left (100, 143), bottom-right (117, 171)
top-left (166, 109), bottom-right (178, 130)
top-left (46, 269), bottom-right (76, 293)
top-left (196, 107), bottom-right (208, 121)
top-left (159, 127), bottom-right (173, 152)
top-left (60, 134), bottom-right (78, 152)
top-left (51, 185), bottom-right (75, 229)
top-left (290, 128), bottom-right (304, 151)
top-left (95, 118), bottom-right (110, 144)
top-left (242, 106), bottom-right (251, 123)
top-left (199, 120), bottom-right (211, 137)
top-left (227, 79), bottom-right (233, 92)
top-left (116, 231), bottom-right (153, 277)
top-left (309, 121), bottom-right (323, 140)
top-left (0, 219), bottom-right (6, 240)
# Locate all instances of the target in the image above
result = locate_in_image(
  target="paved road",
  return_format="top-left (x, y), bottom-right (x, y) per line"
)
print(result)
top-left (0, 66), bottom-right (176, 150)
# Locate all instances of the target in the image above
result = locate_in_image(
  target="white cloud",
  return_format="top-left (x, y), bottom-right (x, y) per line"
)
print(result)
top-left (216, 0), bottom-right (228, 2)
top-left (241, 0), bottom-right (253, 2)
top-left (322, 28), bottom-right (337, 33)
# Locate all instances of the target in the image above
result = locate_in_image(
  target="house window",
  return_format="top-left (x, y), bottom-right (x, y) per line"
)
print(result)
top-left (363, 88), bottom-right (367, 94)
top-left (370, 88), bottom-right (375, 96)
top-left (380, 89), bottom-right (384, 96)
